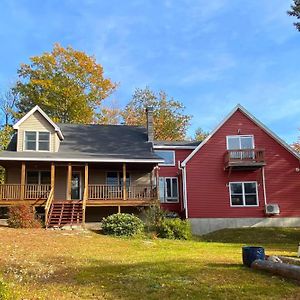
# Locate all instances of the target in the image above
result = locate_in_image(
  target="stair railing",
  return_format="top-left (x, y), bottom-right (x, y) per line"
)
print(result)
top-left (45, 187), bottom-right (54, 227)
top-left (82, 186), bottom-right (88, 227)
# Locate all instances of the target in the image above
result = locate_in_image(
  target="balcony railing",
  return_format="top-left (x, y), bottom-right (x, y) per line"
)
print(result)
top-left (0, 184), bottom-right (51, 201)
top-left (88, 184), bottom-right (157, 201)
top-left (224, 149), bottom-right (266, 168)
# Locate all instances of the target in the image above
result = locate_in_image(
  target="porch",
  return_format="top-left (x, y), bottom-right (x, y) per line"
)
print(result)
top-left (0, 161), bottom-right (159, 207)
top-left (0, 183), bottom-right (158, 205)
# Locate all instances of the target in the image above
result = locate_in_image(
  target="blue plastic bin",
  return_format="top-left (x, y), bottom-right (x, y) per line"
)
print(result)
top-left (242, 246), bottom-right (265, 267)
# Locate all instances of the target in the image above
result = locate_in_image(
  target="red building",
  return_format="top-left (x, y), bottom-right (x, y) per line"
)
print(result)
top-left (157, 105), bottom-right (300, 234)
top-left (0, 104), bottom-right (299, 233)
top-left (153, 142), bottom-right (198, 214)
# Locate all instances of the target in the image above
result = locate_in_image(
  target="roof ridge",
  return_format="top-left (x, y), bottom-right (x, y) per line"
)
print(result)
top-left (58, 123), bottom-right (145, 128)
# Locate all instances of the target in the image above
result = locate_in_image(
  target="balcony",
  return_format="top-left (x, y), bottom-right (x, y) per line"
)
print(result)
top-left (224, 149), bottom-right (266, 170)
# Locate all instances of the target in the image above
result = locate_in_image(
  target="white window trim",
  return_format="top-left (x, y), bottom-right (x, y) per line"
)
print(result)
top-left (23, 130), bottom-right (51, 152)
top-left (160, 177), bottom-right (179, 203)
top-left (229, 181), bottom-right (259, 207)
top-left (155, 150), bottom-right (176, 166)
top-left (226, 135), bottom-right (255, 150)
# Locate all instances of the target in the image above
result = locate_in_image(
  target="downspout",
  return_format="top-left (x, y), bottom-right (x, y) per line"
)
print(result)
top-left (262, 166), bottom-right (267, 208)
top-left (178, 161), bottom-right (188, 219)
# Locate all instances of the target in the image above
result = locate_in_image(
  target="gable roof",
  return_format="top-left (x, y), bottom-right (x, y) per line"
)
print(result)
top-left (13, 105), bottom-right (64, 140)
top-left (182, 104), bottom-right (300, 166)
top-left (1, 123), bottom-right (163, 163)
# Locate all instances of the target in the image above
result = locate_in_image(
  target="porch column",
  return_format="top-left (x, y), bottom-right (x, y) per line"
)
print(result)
top-left (67, 163), bottom-right (72, 200)
top-left (83, 163), bottom-right (88, 226)
top-left (123, 163), bottom-right (127, 200)
top-left (20, 162), bottom-right (26, 200)
top-left (51, 163), bottom-right (55, 192)
top-left (84, 163), bottom-right (88, 198)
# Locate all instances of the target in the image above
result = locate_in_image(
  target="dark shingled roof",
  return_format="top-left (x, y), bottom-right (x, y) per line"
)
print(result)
top-left (0, 124), bottom-right (163, 162)
top-left (154, 140), bottom-right (202, 147)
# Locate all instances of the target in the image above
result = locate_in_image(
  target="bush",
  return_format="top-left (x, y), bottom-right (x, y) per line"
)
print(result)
top-left (7, 204), bottom-right (42, 228)
top-left (101, 213), bottom-right (144, 237)
top-left (140, 204), bottom-right (166, 232)
top-left (156, 218), bottom-right (191, 240)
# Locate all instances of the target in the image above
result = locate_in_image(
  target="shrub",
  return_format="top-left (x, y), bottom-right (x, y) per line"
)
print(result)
top-left (140, 204), bottom-right (166, 232)
top-left (101, 213), bottom-right (144, 237)
top-left (7, 204), bottom-right (42, 228)
top-left (156, 218), bottom-right (191, 240)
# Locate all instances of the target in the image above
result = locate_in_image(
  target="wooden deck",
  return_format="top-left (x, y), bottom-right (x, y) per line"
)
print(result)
top-left (224, 149), bottom-right (266, 169)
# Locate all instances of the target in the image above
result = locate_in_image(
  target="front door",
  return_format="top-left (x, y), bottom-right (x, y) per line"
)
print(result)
top-left (71, 172), bottom-right (81, 200)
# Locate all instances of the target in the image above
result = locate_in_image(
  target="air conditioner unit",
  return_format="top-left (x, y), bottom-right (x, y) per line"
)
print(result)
top-left (265, 204), bottom-right (280, 215)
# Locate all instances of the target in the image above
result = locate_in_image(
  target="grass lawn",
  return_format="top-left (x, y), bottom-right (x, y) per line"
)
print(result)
top-left (0, 227), bottom-right (300, 299)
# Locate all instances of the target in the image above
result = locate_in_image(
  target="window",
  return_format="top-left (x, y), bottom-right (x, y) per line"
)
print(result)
top-left (227, 135), bottom-right (254, 150)
top-left (227, 135), bottom-right (254, 159)
top-left (229, 182), bottom-right (258, 207)
top-left (106, 172), bottom-right (130, 186)
top-left (159, 177), bottom-right (178, 203)
top-left (26, 171), bottom-right (51, 185)
top-left (38, 132), bottom-right (50, 151)
top-left (24, 131), bottom-right (50, 151)
top-left (25, 132), bottom-right (37, 151)
top-left (155, 150), bottom-right (175, 166)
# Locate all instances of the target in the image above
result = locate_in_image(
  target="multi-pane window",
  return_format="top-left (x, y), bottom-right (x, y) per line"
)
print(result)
top-left (227, 135), bottom-right (254, 150)
top-left (25, 132), bottom-right (37, 150)
top-left (38, 132), bottom-right (50, 151)
top-left (229, 182), bottom-right (258, 206)
top-left (24, 131), bottom-right (50, 151)
top-left (155, 150), bottom-right (175, 166)
top-left (26, 171), bottom-right (51, 185)
top-left (159, 177), bottom-right (178, 203)
top-left (106, 172), bottom-right (130, 186)
top-left (227, 135), bottom-right (254, 159)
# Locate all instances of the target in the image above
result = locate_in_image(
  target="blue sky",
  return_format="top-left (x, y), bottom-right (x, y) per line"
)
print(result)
top-left (0, 0), bottom-right (299, 143)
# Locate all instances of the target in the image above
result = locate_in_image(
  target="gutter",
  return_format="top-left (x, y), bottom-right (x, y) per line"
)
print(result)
top-left (0, 157), bottom-right (164, 164)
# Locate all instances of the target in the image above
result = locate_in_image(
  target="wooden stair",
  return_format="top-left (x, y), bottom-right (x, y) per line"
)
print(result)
top-left (46, 201), bottom-right (83, 228)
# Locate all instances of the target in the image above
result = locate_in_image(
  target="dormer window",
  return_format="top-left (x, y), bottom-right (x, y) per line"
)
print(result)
top-left (25, 131), bottom-right (50, 151)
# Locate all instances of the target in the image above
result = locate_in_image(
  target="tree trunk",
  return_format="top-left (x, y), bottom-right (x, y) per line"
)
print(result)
top-left (252, 260), bottom-right (300, 281)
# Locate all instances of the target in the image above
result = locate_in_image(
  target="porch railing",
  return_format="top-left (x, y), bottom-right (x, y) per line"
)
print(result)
top-left (224, 149), bottom-right (265, 166)
top-left (0, 184), bottom-right (51, 201)
top-left (88, 184), bottom-right (157, 200)
top-left (25, 184), bottom-right (51, 200)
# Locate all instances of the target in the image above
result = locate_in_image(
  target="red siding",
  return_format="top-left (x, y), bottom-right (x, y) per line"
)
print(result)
top-left (159, 149), bottom-right (193, 213)
top-left (186, 109), bottom-right (300, 218)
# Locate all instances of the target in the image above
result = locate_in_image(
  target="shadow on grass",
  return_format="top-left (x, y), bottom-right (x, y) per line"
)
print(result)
top-left (22, 256), bottom-right (300, 300)
top-left (202, 227), bottom-right (300, 249)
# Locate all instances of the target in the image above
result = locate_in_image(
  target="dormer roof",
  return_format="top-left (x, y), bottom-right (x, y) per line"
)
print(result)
top-left (13, 105), bottom-right (64, 140)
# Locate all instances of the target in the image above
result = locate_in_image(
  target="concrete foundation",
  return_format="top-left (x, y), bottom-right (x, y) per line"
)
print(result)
top-left (189, 217), bottom-right (300, 235)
